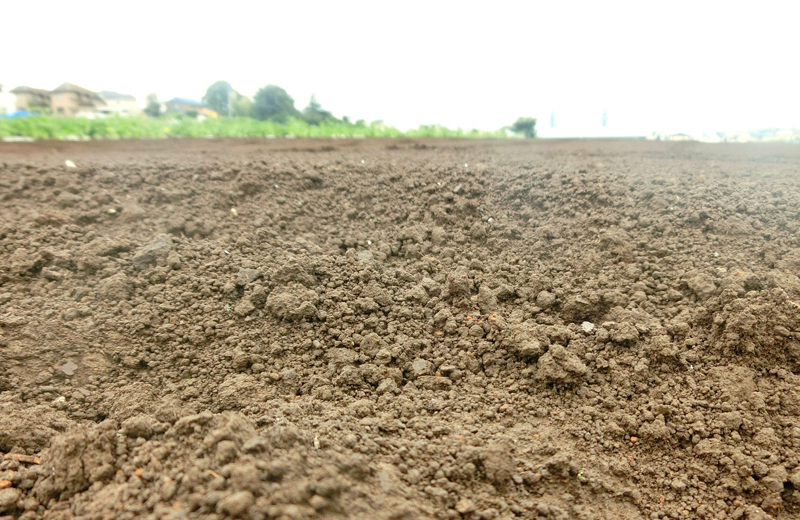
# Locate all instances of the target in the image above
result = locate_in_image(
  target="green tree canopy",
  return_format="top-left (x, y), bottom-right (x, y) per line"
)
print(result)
top-left (202, 81), bottom-right (237, 116)
top-left (144, 93), bottom-right (161, 117)
top-left (252, 85), bottom-right (299, 122)
top-left (511, 117), bottom-right (537, 138)
top-left (232, 96), bottom-right (251, 118)
top-left (302, 95), bottom-right (336, 126)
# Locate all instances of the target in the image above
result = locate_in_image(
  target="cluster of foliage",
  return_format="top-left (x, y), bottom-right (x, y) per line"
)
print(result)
top-left (511, 117), bottom-right (537, 138)
top-left (0, 116), bottom-right (168, 140)
top-left (0, 115), bottom-right (511, 140)
top-left (251, 85), bottom-right (299, 122)
top-left (199, 82), bottom-right (335, 127)
top-left (301, 95), bottom-right (336, 126)
top-left (144, 93), bottom-right (161, 118)
top-left (202, 81), bottom-right (251, 117)
top-left (406, 125), bottom-right (507, 139)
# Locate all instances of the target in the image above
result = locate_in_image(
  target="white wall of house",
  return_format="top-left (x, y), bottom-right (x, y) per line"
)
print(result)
top-left (101, 97), bottom-right (141, 116)
top-left (0, 86), bottom-right (16, 114)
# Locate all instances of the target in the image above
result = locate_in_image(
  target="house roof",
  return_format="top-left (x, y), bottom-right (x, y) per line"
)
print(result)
top-left (100, 90), bottom-right (136, 101)
top-left (166, 98), bottom-right (207, 107)
top-left (52, 83), bottom-right (104, 100)
top-left (10, 86), bottom-right (51, 95)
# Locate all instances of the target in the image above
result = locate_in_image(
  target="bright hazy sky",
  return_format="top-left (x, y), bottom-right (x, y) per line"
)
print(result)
top-left (3, 1), bottom-right (799, 136)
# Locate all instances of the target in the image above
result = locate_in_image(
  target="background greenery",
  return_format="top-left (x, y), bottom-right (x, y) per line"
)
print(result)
top-left (0, 115), bottom-right (515, 140)
top-left (1, 80), bottom-right (535, 140)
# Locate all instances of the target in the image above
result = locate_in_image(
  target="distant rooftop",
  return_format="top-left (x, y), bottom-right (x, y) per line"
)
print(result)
top-left (52, 83), bottom-right (104, 100)
top-left (10, 86), bottom-right (51, 95)
top-left (100, 90), bottom-right (136, 101)
top-left (166, 98), bottom-right (207, 107)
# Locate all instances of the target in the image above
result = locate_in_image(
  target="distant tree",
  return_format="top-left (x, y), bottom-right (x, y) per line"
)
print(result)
top-left (232, 96), bottom-right (251, 118)
top-left (251, 85), bottom-right (299, 122)
top-left (302, 95), bottom-right (336, 126)
top-left (511, 117), bottom-right (537, 138)
top-left (144, 93), bottom-right (161, 117)
top-left (203, 81), bottom-right (236, 116)
top-left (202, 81), bottom-right (252, 117)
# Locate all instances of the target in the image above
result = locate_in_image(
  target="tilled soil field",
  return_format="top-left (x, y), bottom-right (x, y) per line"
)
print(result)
top-left (1, 138), bottom-right (800, 520)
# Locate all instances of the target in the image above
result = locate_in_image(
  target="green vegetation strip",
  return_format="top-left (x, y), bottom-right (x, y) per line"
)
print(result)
top-left (0, 116), bottom-right (510, 140)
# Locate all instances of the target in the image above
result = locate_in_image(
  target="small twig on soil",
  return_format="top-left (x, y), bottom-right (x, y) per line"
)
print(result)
top-left (3, 453), bottom-right (42, 464)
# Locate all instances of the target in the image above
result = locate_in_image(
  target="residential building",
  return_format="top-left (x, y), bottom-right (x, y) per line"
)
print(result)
top-left (166, 98), bottom-right (218, 119)
top-left (197, 107), bottom-right (218, 119)
top-left (99, 91), bottom-right (141, 116)
top-left (10, 86), bottom-right (51, 111)
top-left (50, 83), bottom-right (105, 116)
top-left (165, 97), bottom-right (205, 112)
top-left (0, 84), bottom-right (17, 115)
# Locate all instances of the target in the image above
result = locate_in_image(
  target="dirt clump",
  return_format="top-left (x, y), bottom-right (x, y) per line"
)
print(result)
top-left (535, 344), bottom-right (588, 385)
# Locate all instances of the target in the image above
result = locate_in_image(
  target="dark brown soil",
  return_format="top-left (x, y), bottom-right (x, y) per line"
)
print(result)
top-left (2, 138), bottom-right (800, 520)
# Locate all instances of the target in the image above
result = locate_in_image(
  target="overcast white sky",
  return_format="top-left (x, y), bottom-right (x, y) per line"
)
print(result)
top-left (3, 1), bottom-right (799, 135)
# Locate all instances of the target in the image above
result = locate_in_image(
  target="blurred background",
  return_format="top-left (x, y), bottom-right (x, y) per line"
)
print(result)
top-left (2, 0), bottom-right (798, 141)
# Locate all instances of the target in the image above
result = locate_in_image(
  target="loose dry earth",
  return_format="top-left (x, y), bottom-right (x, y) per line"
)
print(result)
top-left (1, 138), bottom-right (800, 520)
